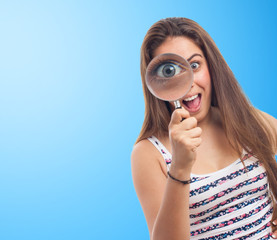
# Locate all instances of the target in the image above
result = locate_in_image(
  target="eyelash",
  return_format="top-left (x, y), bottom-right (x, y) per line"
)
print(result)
top-left (190, 61), bottom-right (200, 70)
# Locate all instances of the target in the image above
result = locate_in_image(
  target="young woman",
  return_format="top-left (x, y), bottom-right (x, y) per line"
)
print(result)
top-left (131, 17), bottom-right (277, 240)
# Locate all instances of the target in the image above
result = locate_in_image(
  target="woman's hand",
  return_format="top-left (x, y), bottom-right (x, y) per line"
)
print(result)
top-left (168, 108), bottom-right (202, 173)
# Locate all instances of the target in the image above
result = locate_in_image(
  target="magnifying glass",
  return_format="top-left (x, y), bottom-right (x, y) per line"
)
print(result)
top-left (145, 53), bottom-right (193, 109)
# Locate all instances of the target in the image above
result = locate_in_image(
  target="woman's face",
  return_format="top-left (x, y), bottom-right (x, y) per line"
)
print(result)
top-left (153, 36), bottom-right (212, 123)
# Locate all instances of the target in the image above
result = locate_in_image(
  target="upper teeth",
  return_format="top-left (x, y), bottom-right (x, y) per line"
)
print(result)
top-left (184, 94), bottom-right (198, 101)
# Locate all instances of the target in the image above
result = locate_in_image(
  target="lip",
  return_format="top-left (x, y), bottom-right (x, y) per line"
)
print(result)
top-left (182, 93), bottom-right (202, 113)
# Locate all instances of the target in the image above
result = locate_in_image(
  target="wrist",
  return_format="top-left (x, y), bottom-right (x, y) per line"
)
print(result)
top-left (167, 171), bottom-right (192, 184)
top-left (169, 163), bottom-right (192, 180)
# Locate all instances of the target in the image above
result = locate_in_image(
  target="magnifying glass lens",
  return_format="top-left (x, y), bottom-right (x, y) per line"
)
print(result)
top-left (145, 53), bottom-right (193, 102)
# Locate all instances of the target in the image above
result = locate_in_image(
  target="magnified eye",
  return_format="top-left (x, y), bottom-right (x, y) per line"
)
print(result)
top-left (156, 62), bottom-right (183, 78)
top-left (190, 62), bottom-right (200, 70)
top-left (145, 53), bottom-right (194, 101)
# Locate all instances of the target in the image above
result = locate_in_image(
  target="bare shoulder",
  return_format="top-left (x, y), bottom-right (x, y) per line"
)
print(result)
top-left (131, 139), bottom-right (158, 162)
top-left (131, 139), bottom-right (167, 233)
top-left (131, 139), bottom-right (167, 176)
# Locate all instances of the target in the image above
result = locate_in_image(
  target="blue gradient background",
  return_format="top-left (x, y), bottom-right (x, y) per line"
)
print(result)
top-left (0, 0), bottom-right (276, 239)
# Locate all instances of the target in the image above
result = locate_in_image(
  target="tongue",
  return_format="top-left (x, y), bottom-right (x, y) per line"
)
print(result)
top-left (185, 96), bottom-right (200, 109)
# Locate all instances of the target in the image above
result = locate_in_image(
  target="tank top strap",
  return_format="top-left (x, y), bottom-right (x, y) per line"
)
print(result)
top-left (147, 136), bottom-right (172, 169)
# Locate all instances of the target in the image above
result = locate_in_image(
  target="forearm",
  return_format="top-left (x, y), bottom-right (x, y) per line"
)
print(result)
top-left (151, 108), bottom-right (199, 240)
top-left (152, 169), bottom-right (191, 240)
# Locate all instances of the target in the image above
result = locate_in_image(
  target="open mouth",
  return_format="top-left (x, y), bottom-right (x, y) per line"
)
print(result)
top-left (182, 94), bottom-right (201, 113)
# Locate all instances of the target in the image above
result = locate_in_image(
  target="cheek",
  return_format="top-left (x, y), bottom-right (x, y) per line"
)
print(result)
top-left (195, 68), bottom-right (211, 93)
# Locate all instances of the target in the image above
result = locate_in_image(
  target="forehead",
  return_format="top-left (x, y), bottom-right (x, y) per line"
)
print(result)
top-left (153, 36), bottom-right (203, 59)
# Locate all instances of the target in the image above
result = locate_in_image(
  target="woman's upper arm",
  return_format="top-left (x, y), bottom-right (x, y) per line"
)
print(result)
top-left (256, 109), bottom-right (277, 154)
top-left (131, 139), bottom-right (167, 236)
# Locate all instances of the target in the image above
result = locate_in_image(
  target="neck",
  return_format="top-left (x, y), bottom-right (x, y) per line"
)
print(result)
top-left (197, 106), bottom-right (220, 130)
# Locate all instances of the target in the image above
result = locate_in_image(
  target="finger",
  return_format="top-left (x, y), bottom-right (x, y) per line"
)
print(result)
top-left (191, 137), bottom-right (202, 148)
top-left (180, 137), bottom-right (202, 150)
top-left (189, 138), bottom-right (202, 152)
top-left (169, 108), bottom-right (190, 125)
top-left (180, 117), bottom-right (198, 130)
top-left (186, 127), bottom-right (202, 138)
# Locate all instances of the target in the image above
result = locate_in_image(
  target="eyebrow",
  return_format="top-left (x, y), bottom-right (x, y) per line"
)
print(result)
top-left (187, 53), bottom-right (203, 62)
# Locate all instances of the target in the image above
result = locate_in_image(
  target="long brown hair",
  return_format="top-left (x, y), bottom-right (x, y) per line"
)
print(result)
top-left (137, 17), bottom-right (277, 229)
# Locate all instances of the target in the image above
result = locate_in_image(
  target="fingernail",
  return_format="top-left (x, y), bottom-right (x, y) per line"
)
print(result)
top-left (273, 221), bottom-right (277, 226)
top-left (272, 233), bottom-right (277, 239)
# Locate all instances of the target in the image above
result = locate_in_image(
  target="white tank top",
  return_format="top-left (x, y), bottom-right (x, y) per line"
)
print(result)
top-left (148, 135), bottom-right (274, 239)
